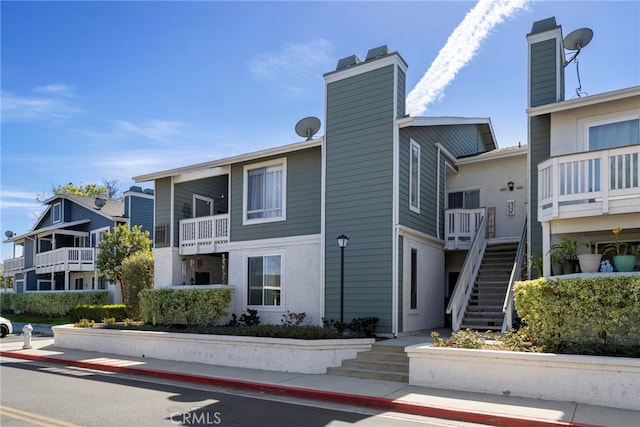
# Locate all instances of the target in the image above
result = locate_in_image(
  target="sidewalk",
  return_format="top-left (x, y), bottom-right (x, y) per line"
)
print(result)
top-left (1, 335), bottom-right (638, 427)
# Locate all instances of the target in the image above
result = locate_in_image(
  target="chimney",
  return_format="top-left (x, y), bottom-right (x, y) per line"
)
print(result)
top-left (527, 17), bottom-right (565, 108)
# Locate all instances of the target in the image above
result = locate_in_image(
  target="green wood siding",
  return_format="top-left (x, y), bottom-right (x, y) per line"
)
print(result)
top-left (398, 125), bottom-right (486, 237)
top-left (324, 64), bottom-right (398, 332)
top-left (229, 146), bottom-right (321, 241)
top-left (529, 114), bottom-right (551, 256)
top-left (154, 177), bottom-right (172, 248)
top-left (530, 39), bottom-right (558, 107)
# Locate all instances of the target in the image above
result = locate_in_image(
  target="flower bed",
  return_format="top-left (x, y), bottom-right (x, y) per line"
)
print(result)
top-left (52, 324), bottom-right (374, 374)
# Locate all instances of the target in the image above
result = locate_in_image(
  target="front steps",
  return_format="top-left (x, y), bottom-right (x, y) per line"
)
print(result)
top-left (460, 242), bottom-right (518, 331)
top-left (327, 343), bottom-right (409, 382)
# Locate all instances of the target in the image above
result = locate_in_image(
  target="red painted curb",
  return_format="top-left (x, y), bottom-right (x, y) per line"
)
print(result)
top-left (0, 350), bottom-right (601, 427)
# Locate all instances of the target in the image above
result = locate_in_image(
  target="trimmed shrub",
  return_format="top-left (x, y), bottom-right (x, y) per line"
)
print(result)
top-left (514, 275), bottom-right (640, 355)
top-left (69, 304), bottom-right (128, 323)
top-left (139, 288), bottom-right (232, 327)
top-left (0, 293), bottom-right (11, 312)
top-left (121, 250), bottom-right (154, 319)
top-left (7, 291), bottom-right (109, 317)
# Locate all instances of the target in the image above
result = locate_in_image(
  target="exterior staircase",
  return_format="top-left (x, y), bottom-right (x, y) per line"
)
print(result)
top-left (326, 343), bottom-right (409, 382)
top-left (460, 242), bottom-right (518, 331)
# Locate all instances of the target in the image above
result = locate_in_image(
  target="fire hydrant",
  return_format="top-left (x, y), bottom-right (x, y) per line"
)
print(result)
top-left (21, 323), bottom-right (33, 349)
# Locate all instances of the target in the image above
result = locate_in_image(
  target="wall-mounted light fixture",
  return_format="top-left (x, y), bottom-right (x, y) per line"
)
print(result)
top-left (507, 181), bottom-right (514, 191)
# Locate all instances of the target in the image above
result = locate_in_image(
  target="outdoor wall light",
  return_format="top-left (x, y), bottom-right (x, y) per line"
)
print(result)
top-left (507, 181), bottom-right (514, 191)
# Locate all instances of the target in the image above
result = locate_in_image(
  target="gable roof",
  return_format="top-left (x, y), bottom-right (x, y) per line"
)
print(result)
top-left (397, 116), bottom-right (498, 151)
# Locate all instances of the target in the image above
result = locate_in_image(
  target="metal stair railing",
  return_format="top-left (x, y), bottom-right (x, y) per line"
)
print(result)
top-left (446, 214), bottom-right (488, 331)
top-left (501, 215), bottom-right (528, 333)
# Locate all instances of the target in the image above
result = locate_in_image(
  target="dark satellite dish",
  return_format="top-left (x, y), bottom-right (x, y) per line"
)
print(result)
top-left (5, 231), bottom-right (14, 238)
top-left (563, 28), bottom-right (593, 66)
top-left (94, 198), bottom-right (106, 209)
top-left (295, 116), bottom-right (321, 141)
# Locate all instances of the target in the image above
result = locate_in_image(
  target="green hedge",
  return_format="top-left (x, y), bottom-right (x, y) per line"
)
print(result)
top-left (0, 293), bottom-right (11, 312)
top-left (3, 291), bottom-right (109, 317)
top-left (69, 304), bottom-right (128, 323)
top-left (514, 275), bottom-right (640, 354)
top-left (139, 288), bottom-right (232, 327)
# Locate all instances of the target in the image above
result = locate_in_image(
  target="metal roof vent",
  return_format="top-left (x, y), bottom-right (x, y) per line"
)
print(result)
top-left (365, 45), bottom-right (389, 61)
top-left (336, 54), bottom-right (361, 71)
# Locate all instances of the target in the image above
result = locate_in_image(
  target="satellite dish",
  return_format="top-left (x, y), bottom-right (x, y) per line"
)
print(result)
top-left (295, 116), bottom-right (321, 141)
top-left (564, 28), bottom-right (593, 51)
top-left (94, 198), bottom-right (106, 209)
top-left (563, 28), bottom-right (593, 67)
top-left (5, 231), bottom-right (14, 238)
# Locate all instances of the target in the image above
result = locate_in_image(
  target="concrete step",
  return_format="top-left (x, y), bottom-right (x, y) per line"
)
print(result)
top-left (326, 366), bottom-right (409, 383)
top-left (357, 350), bottom-right (409, 364)
top-left (341, 358), bottom-right (409, 373)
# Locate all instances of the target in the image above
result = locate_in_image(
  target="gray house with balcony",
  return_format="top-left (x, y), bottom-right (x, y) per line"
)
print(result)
top-left (3, 187), bottom-right (154, 303)
top-left (134, 46), bottom-right (530, 335)
top-left (526, 17), bottom-right (640, 275)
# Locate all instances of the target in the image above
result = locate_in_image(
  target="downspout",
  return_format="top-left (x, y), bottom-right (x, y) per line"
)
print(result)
top-left (391, 66), bottom-right (400, 337)
top-left (436, 146), bottom-right (441, 240)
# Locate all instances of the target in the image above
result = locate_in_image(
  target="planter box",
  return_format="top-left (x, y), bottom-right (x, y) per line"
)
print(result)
top-left (406, 345), bottom-right (639, 410)
top-left (52, 325), bottom-right (374, 374)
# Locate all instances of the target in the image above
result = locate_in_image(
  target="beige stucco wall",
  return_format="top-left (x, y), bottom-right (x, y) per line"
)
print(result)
top-left (550, 96), bottom-right (640, 156)
top-left (446, 149), bottom-right (527, 239)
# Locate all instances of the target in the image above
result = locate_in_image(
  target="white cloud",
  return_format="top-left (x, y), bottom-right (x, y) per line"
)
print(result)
top-left (1, 85), bottom-right (81, 123)
top-left (113, 119), bottom-right (191, 143)
top-left (406, 0), bottom-right (530, 116)
top-left (249, 39), bottom-right (334, 97)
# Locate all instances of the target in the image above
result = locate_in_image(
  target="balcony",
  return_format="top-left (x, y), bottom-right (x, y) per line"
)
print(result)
top-left (179, 214), bottom-right (230, 255)
top-left (538, 146), bottom-right (640, 222)
top-left (444, 208), bottom-right (486, 250)
top-left (35, 247), bottom-right (96, 274)
top-left (3, 257), bottom-right (25, 276)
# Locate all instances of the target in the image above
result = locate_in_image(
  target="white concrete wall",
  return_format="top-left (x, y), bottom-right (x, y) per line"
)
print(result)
top-left (447, 151), bottom-right (527, 239)
top-left (227, 235), bottom-right (322, 325)
top-left (53, 325), bottom-right (373, 374)
top-left (402, 234), bottom-right (444, 332)
top-left (407, 345), bottom-right (640, 410)
top-left (153, 247), bottom-right (182, 288)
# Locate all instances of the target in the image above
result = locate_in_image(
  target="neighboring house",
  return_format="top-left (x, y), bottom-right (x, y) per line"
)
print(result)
top-left (2, 186), bottom-right (154, 303)
top-left (134, 46), bottom-right (528, 335)
top-left (526, 17), bottom-right (640, 276)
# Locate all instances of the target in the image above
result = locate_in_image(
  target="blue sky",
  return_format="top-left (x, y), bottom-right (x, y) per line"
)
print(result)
top-left (1, 0), bottom-right (639, 261)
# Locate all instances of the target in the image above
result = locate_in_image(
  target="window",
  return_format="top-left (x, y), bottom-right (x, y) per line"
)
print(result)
top-left (244, 159), bottom-right (286, 224)
top-left (410, 248), bottom-right (418, 310)
top-left (52, 202), bottom-right (62, 223)
top-left (248, 255), bottom-right (281, 306)
top-left (409, 141), bottom-right (420, 213)
top-left (91, 227), bottom-right (109, 247)
top-left (589, 118), bottom-right (639, 150)
top-left (448, 190), bottom-right (480, 209)
top-left (154, 225), bottom-right (168, 245)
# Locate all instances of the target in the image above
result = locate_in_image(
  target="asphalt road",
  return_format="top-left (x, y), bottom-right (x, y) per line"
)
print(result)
top-left (0, 354), bottom-right (486, 427)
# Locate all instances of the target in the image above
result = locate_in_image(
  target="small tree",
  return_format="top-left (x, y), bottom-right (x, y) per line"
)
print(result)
top-left (96, 224), bottom-right (152, 307)
top-left (121, 250), bottom-right (154, 319)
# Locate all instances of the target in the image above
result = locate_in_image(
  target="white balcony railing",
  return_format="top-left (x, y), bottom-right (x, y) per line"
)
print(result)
top-left (35, 247), bottom-right (96, 274)
top-left (180, 214), bottom-right (229, 255)
top-left (538, 145), bottom-right (640, 222)
top-left (3, 257), bottom-right (25, 276)
top-left (444, 208), bottom-right (486, 250)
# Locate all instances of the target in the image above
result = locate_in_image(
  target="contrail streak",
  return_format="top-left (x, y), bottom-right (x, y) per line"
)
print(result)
top-left (406, 0), bottom-right (530, 116)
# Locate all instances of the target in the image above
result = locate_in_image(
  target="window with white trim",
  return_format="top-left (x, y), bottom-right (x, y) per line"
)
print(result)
top-left (409, 140), bottom-right (421, 213)
top-left (243, 159), bottom-right (286, 224)
top-left (52, 202), bottom-right (62, 223)
top-left (588, 118), bottom-right (639, 150)
top-left (248, 255), bottom-right (281, 306)
top-left (447, 190), bottom-right (480, 209)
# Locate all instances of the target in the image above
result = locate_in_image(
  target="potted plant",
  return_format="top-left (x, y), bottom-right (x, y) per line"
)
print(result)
top-left (603, 227), bottom-right (638, 272)
top-left (549, 236), bottom-right (579, 274)
top-left (577, 243), bottom-right (602, 273)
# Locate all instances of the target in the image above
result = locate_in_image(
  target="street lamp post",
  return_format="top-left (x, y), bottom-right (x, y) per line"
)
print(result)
top-left (336, 234), bottom-right (349, 331)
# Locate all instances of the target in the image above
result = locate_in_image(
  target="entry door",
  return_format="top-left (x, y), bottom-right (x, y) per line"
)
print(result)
top-left (194, 195), bottom-right (214, 218)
